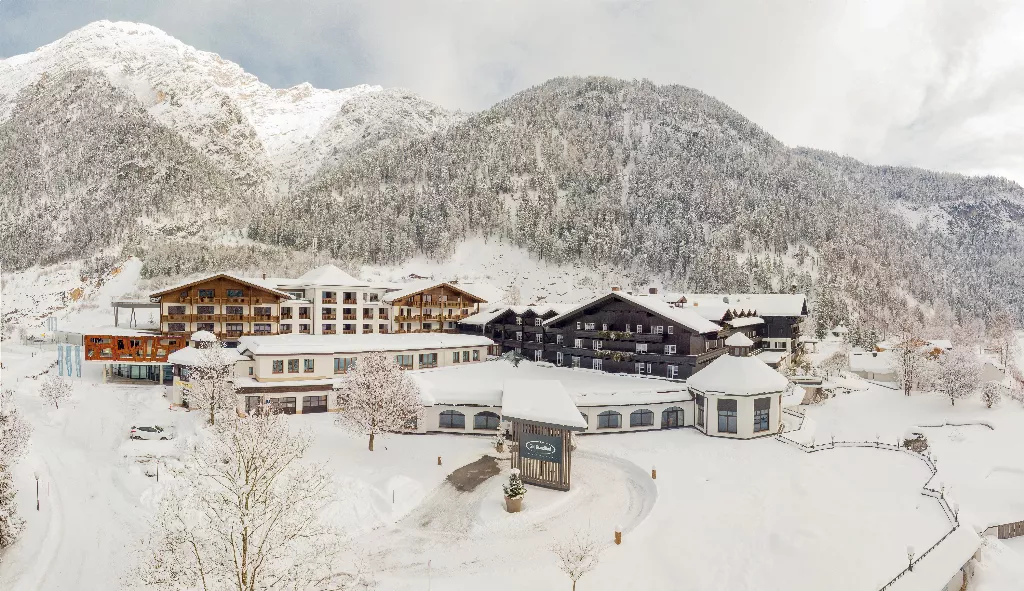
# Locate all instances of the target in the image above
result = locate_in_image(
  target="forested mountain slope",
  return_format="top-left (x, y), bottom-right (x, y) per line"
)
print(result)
top-left (250, 77), bottom-right (1024, 329)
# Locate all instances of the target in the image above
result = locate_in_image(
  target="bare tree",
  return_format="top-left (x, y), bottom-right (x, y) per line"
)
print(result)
top-left (334, 353), bottom-right (422, 451)
top-left (939, 347), bottom-right (981, 406)
top-left (39, 373), bottom-right (72, 409)
top-left (186, 340), bottom-right (239, 426)
top-left (552, 530), bottom-right (602, 591)
top-left (1, 388), bottom-right (32, 552)
top-left (137, 411), bottom-right (352, 590)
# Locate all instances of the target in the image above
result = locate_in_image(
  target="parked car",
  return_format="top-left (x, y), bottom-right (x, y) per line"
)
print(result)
top-left (129, 425), bottom-right (176, 440)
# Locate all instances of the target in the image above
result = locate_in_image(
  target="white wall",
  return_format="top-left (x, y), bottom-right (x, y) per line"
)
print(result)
top-left (576, 400), bottom-right (694, 433)
top-left (693, 390), bottom-right (782, 439)
top-left (249, 346), bottom-right (490, 382)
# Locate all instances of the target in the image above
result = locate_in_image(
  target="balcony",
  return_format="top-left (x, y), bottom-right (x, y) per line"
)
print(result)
top-left (161, 313), bottom-right (192, 323)
top-left (298, 314), bottom-right (311, 320)
top-left (342, 329), bottom-right (357, 334)
top-left (250, 315), bottom-right (280, 323)
top-left (323, 328), bottom-right (337, 335)
top-left (298, 327), bottom-right (311, 335)
top-left (224, 330), bottom-right (243, 338)
top-left (343, 298), bottom-right (358, 305)
top-left (322, 297), bottom-right (338, 304)
top-left (322, 313), bottom-right (337, 320)
top-left (342, 314), bottom-right (357, 320)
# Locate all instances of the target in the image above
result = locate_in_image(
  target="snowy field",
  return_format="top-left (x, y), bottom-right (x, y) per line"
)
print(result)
top-left (7, 342), bottom-right (1022, 590)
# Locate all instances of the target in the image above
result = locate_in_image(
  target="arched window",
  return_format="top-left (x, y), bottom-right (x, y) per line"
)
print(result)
top-left (598, 410), bottom-right (621, 429)
top-left (630, 409), bottom-right (654, 427)
top-left (661, 407), bottom-right (684, 429)
top-left (439, 410), bottom-right (465, 429)
top-left (473, 411), bottom-right (501, 430)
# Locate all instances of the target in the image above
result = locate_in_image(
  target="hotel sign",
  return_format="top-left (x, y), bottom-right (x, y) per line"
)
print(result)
top-left (520, 433), bottom-right (563, 463)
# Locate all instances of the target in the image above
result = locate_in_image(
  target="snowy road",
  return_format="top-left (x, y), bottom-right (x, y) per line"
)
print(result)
top-left (360, 450), bottom-right (657, 588)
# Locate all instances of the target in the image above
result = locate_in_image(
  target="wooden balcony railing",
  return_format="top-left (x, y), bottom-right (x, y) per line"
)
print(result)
top-left (342, 314), bottom-right (357, 320)
top-left (342, 329), bottom-right (356, 334)
top-left (343, 299), bottom-right (358, 305)
top-left (322, 297), bottom-right (337, 304)
top-left (323, 329), bottom-right (337, 335)
top-left (322, 314), bottom-right (337, 320)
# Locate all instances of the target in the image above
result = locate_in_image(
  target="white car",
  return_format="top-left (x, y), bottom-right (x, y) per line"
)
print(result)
top-left (129, 425), bottom-right (176, 441)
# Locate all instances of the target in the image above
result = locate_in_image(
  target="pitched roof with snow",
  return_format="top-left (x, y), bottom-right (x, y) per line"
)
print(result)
top-left (686, 355), bottom-right (790, 396)
top-left (544, 292), bottom-right (722, 334)
top-left (190, 330), bottom-right (217, 342)
top-left (383, 281), bottom-right (489, 304)
top-left (725, 333), bottom-right (754, 347)
top-left (236, 333), bottom-right (493, 356)
top-left (167, 346), bottom-right (249, 366)
top-left (724, 316), bottom-right (764, 328)
top-left (149, 273), bottom-right (292, 299)
top-left (459, 303), bottom-right (576, 326)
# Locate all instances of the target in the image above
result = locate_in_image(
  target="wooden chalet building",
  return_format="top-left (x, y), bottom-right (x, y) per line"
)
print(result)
top-left (385, 282), bottom-right (487, 333)
top-left (150, 274), bottom-right (293, 347)
top-left (459, 305), bottom-right (572, 359)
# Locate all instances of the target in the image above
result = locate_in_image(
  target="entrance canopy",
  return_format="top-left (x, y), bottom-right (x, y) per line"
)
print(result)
top-left (502, 380), bottom-right (588, 431)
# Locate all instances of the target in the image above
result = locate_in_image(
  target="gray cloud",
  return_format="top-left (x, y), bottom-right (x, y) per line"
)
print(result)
top-left (2, 0), bottom-right (1023, 183)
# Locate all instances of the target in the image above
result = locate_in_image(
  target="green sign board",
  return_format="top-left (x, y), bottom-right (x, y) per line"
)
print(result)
top-left (520, 433), bottom-right (563, 463)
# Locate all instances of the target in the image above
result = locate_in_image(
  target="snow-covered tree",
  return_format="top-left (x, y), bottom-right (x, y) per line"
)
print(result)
top-left (981, 382), bottom-right (1004, 408)
top-left (333, 353), bottom-right (422, 451)
top-left (502, 469), bottom-right (527, 500)
top-left (39, 374), bottom-right (72, 409)
top-left (137, 411), bottom-right (352, 590)
top-left (818, 350), bottom-right (848, 378)
top-left (186, 341), bottom-right (239, 426)
top-left (986, 310), bottom-right (1019, 367)
top-left (0, 388), bottom-right (31, 552)
top-left (939, 347), bottom-right (981, 406)
top-left (552, 530), bottom-right (601, 591)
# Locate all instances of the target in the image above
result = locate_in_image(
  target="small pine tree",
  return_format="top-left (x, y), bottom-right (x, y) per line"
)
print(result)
top-left (501, 350), bottom-right (526, 367)
top-left (503, 468), bottom-right (527, 500)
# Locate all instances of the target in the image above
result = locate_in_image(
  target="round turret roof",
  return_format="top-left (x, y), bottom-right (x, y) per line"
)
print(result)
top-left (191, 330), bottom-right (217, 342)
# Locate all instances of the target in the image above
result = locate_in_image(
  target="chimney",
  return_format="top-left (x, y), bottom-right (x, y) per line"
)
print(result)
top-left (611, 285), bottom-right (621, 292)
top-left (262, 273), bottom-right (266, 280)
top-left (649, 287), bottom-right (658, 295)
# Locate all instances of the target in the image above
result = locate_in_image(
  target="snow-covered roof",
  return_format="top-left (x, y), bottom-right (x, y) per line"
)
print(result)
top-left (686, 354), bottom-right (790, 396)
top-left (281, 299), bottom-right (311, 305)
top-left (383, 281), bottom-right (489, 304)
top-left (848, 351), bottom-right (894, 374)
top-left (502, 380), bottom-right (589, 430)
top-left (724, 316), bottom-right (764, 328)
top-left (925, 339), bottom-right (953, 350)
top-left (290, 264), bottom-right (369, 287)
top-left (831, 325), bottom-right (849, 334)
top-left (545, 292), bottom-right (721, 334)
top-left (725, 333), bottom-right (754, 347)
top-left (167, 346), bottom-right (248, 366)
top-left (81, 326), bottom-right (162, 337)
top-left (149, 273), bottom-right (292, 299)
top-left (458, 306), bottom-right (514, 326)
top-left (410, 360), bottom-right (688, 408)
top-left (191, 330), bottom-right (217, 342)
top-left (459, 303), bottom-right (575, 326)
top-left (756, 350), bottom-right (789, 365)
top-left (236, 333), bottom-right (493, 356)
top-left (662, 293), bottom-right (808, 318)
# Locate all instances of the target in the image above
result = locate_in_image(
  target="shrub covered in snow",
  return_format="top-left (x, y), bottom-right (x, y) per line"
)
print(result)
top-left (39, 373), bottom-right (72, 409)
top-left (503, 469), bottom-right (527, 500)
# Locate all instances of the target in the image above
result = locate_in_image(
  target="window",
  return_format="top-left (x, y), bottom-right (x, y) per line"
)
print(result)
top-left (516, 317), bottom-right (523, 325)
top-left (303, 359), bottom-right (314, 373)
top-left (168, 323), bottom-right (186, 332)
top-left (419, 353), bottom-right (438, 368)
top-left (667, 326), bottom-right (674, 335)
top-left (665, 344), bottom-right (677, 354)
top-left (198, 289), bottom-right (215, 299)
top-left (593, 358), bottom-right (603, 370)
top-left (584, 322), bottom-right (596, 330)
top-left (636, 325), bottom-right (643, 333)
top-left (227, 289), bottom-right (244, 298)
top-left (718, 398), bottom-right (738, 434)
top-left (302, 396), bottom-right (328, 413)
top-left (535, 333), bottom-right (543, 343)
top-left (654, 326), bottom-right (664, 334)
top-left (396, 355), bottom-right (414, 369)
top-left (226, 305), bottom-right (243, 315)
top-left (472, 350), bottom-right (480, 361)
top-left (248, 366), bottom-right (254, 376)
top-left (636, 343), bottom-right (648, 353)
top-left (667, 365), bottom-right (679, 379)
top-left (593, 340), bottom-right (602, 350)
top-left (254, 323), bottom-right (272, 334)
top-left (168, 305), bottom-right (186, 315)
top-left (197, 323), bottom-right (215, 332)
top-left (364, 324), bottom-right (373, 331)
top-left (535, 318), bottom-right (542, 326)
top-left (696, 393), bottom-right (705, 428)
top-left (287, 359), bottom-right (299, 373)
top-left (630, 409), bottom-right (654, 427)
top-left (439, 410), bottom-right (465, 429)
top-left (662, 407), bottom-right (684, 428)
top-left (576, 322), bottom-right (582, 330)
top-left (754, 397), bottom-right (771, 432)
top-left (254, 306), bottom-right (271, 316)
top-left (602, 323), bottom-right (609, 331)
top-left (556, 334), bottom-right (564, 344)
top-left (535, 350), bottom-right (543, 362)
top-left (197, 305), bottom-right (215, 314)
top-left (273, 360), bottom-right (284, 374)
top-left (516, 332), bottom-right (523, 341)
top-left (556, 352), bottom-right (564, 365)
top-left (473, 411), bottom-right (501, 430)
top-left (574, 338), bottom-right (583, 349)
top-left (572, 356), bottom-right (580, 368)
top-left (363, 308), bottom-right (374, 319)
top-left (598, 411), bottom-right (621, 429)
top-left (462, 350), bottom-right (470, 362)
top-left (453, 351), bottom-right (461, 363)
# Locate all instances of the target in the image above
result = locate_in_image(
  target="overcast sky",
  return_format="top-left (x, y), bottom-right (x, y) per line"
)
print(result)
top-left (3, 0), bottom-right (1024, 183)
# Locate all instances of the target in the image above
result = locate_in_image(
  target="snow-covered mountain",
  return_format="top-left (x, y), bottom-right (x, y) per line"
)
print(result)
top-left (0, 20), bottom-right (456, 188)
